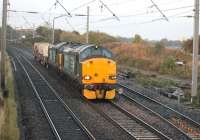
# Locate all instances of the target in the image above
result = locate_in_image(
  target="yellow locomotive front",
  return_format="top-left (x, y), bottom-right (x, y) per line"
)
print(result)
top-left (80, 46), bottom-right (117, 99)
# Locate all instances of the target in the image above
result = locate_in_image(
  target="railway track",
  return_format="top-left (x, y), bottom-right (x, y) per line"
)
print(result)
top-left (12, 47), bottom-right (199, 140)
top-left (85, 99), bottom-right (170, 140)
top-left (14, 47), bottom-right (166, 140)
top-left (10, 47), bottom-right (152, 140)
top-left (118, 83), bottom-right (200, 140)
top-left (15, 55), bottom-right (95, 140)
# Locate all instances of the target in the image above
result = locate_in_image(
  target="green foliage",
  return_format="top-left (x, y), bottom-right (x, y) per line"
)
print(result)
top-left (0, 56), bottom-right (19, 140)
top-left (88, 31), bottom-right (118, 45)
top-left (132, 34), bottom-right (143, 43)
top-left (54, 29), bottom-right (62, 43)
top-left (153, 42), bottom-right (165, 54)
top-left (160, 56), bottom-right (176, 73)
top-left (182, 36), bottom-right (200, 54)
top-left (182, 38), bottom-right (193, 53)
top-left (60, 31), bottom-right (119, 45)
top-left (137, 75), bottom-right (176, 88)
top-left (60, 31), bottom-right (84, 43)
top-left (36, 26), bottom-right (52, 42)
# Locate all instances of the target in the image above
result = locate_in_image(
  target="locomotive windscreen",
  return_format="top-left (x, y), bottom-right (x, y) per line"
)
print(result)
top-left (80, 46), bottom-right (112, 61)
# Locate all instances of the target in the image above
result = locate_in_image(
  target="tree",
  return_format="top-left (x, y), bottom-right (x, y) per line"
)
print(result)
top-left (60, 31), bottom-right (84, 43)
top-left (182, 38), bottom-right (193, 53)
top-left (72, 31), bottom-right (80, 35)
top-left (36, 26), bottom-right (52, 42)
top-left (132, 34), bottom-right (143, 43)
top-left (153, 42), bottom-right (165, 54)
top-left (160, 56), bottom-right (176, 73)
top-left (54, 29), bottom-right (62, 43)
top-left (87, 31), bottom-right (118, 45)
top-left (160, 38), bottom-right (168, 46)
top-left (182, 36), bottom-right (200, 54)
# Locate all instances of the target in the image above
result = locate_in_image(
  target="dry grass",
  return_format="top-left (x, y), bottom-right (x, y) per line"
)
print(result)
top-left (0, 106), bottom-right (4, 136)
top-left (0, 55), bottom-right (19, 140)
top-left (104, 42), bottom-right (192, 78)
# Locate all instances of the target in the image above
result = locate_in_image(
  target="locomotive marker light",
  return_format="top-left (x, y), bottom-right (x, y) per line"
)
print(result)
top-left (118, 88), bottom-right (124, 95)
top-left (84, 75), bottom-right (92, 80)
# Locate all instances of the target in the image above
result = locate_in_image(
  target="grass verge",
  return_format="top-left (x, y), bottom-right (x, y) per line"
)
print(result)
top-left (0, 55), bottom-right (19, 140)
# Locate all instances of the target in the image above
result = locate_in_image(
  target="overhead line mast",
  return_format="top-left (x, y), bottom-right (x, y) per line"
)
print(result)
top-left (1, 0), bottom-right (8, 96)
top-left (191, 0), bottom-right (199, 104)
top-left (86, 6), bottom-right (90, 43)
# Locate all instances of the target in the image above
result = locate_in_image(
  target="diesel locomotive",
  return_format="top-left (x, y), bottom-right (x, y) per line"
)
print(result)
top-left (33, 42), bottom-right (117, 99)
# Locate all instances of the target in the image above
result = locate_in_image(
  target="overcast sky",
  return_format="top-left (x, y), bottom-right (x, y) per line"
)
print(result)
top-left (3, 0), bottom-right (194, 40)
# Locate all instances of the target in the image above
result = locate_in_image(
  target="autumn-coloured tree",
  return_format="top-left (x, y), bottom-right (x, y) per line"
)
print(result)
top-left (132, 34), bottom-right (143, 44)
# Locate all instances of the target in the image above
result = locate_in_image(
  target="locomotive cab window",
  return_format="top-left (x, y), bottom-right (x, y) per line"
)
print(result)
top-left (80, 46), bottom-right (112, 61)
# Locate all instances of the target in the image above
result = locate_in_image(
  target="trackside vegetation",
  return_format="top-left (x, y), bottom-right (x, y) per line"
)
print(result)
top-left (0, 55), bottom-right (19, 140)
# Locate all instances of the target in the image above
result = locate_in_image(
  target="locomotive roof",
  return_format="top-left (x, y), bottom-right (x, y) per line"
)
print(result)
top-left (51, 42), bottom-right (68, 49)
top-left (62, 44), bottom-right (96, 53)
top-left (52, 42), bottom-right (106, 54)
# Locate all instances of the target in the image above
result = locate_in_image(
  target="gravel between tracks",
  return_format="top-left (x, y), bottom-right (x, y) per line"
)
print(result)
top-left (114, 96), bottom-right (190, 140)
top-left (119, 79), bottom-right (200, 124)
top-left (9, 50), bottom-right (55, 140)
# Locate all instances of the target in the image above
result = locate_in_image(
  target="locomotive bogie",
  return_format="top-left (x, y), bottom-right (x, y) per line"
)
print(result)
top-left (83, 89), bottom-right (115, 99)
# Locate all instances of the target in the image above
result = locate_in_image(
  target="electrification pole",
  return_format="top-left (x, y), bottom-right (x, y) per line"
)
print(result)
top-left (52, 19), bottom-right (55, 44)
top-left (1, 0), bottom-right (8, 90)
top-left (32, 24), bottom-right (35, 39)
top-left (191, 0), bottom-right (199, 104)
top-left (52, 14), bottom-right (70, 44)
top-left (86, 6), bottom-right (90, 43)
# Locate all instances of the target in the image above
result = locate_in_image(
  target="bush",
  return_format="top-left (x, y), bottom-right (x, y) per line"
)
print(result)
top-left (132, 34), bottom-right (143, 43)
top-left (153, 42), bottom-right (165, 54)
top-left (160, 56), bottom-right (176, 73)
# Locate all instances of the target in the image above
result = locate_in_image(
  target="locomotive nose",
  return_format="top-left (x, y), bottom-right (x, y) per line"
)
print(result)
top-left (82, 58), bottom-right (116, 84)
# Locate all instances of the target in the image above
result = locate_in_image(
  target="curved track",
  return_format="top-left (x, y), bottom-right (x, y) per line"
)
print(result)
top-left (118, 83), bottom-right (200, 140)
top-left (15, 55), bottom-right (95, 140)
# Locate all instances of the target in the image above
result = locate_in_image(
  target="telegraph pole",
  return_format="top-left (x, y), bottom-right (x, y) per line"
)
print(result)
top-left (1, 0), bottom-right (8, 90)
top-left (86, 6), bottom-right (89, 43)
top-left (191, 0), bottom-right (199, 104)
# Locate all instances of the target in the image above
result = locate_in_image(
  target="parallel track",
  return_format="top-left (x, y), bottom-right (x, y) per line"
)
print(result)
top-left (13, 47), bottom-right (200, 140)
top-left (85, 99), bottom-right (170, 140)
top-left (16, 55), bottom-right (95, 140)
top-left (118, 83), bottom-right (200, 140)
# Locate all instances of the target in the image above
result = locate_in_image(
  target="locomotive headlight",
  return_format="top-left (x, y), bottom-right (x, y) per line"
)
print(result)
top-left (84, 75), bottom-right (91, 80)
top-left (109, 75), bottom-right (116, 80)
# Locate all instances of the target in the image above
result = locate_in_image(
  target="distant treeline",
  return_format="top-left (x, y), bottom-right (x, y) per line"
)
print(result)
top-left (4, 25), bottom-right (197, 53)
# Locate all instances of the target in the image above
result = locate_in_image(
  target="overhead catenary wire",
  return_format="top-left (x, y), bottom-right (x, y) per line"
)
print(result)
top-left (74, 5), bottom-right (194, 28)
top-left (22, 16), bottom-right (35, 28)
top-left (7, 0), bottom-right (194, 35)
top-left (55, 0), bottom-right (72, 17)
top-left (75, 9), bottom-right (194, 30)
top-left (8, 4), bottom-right (195, 18)
top-left (98, 0), bottom-right (120, 21)
top-left (65, 17), bottom-right (76, 31)
top-left (70, 0), bottom-right (96, 12)
top-left (149, 0), bottom-right (169, 21)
